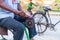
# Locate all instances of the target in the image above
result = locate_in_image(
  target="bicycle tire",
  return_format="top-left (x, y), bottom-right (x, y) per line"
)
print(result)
top-left (33, 10), bottom-right (48, 34)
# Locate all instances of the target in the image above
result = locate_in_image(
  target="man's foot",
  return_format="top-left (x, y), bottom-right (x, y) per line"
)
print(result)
top-left (30, 37), bottom-right (34, 40)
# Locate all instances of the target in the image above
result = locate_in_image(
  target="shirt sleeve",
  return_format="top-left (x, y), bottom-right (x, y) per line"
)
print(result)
top-left (32, 3), bottom-right (36, 6)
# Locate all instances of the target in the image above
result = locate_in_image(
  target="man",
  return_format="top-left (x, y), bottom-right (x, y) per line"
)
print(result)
top-left (27, 0), bottom-right (37, 15)
top-left (0, 0), bottom-right (37, 40)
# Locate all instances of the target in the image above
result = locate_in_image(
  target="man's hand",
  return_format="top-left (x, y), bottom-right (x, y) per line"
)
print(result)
top-left (15, 10), bottom-right (31, 18)
top-left (15, 11), bottom-right (25, 17)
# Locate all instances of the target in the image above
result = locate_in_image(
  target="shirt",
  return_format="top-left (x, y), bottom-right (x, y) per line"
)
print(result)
top-left (0, 0), bottom-right (19, 19)
top-left (27, 2), bottom-right (35, 9)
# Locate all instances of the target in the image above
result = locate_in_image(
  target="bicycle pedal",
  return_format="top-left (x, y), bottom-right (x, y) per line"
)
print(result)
top-left (50, 28), bottom-right (54, 31)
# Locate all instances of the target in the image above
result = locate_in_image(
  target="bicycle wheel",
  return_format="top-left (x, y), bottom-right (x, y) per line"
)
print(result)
top-left (33, 10), bottom-right (48, 34)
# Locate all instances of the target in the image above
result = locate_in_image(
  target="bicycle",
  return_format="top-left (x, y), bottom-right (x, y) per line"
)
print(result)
top-left (33, 5), bottom-right (60, 34)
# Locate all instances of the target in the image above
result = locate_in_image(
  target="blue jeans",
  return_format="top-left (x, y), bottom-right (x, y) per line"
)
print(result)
top-left (0, 14), bottom-right (37, 40)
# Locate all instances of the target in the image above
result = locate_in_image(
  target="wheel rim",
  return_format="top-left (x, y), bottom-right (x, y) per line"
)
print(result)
top-left (33, 13), bottom-right (48, 33)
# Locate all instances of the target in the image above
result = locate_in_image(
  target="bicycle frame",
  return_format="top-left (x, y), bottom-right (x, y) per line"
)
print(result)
top-left (44, 10), bottom-right (60, 30)
top-left (45, 10), bottom-right (52, 24)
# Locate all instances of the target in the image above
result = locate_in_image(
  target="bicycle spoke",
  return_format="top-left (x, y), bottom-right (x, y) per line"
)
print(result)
top-left (40, 25), bottom-right (43, 32)
top-left (38, 25), bottom-right (40, 33)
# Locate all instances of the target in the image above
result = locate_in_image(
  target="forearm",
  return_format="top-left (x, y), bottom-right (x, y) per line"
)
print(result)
top-left (0, 2), bottom-right (19, 14)
top-left (33, 4), bottom-right (37, 6)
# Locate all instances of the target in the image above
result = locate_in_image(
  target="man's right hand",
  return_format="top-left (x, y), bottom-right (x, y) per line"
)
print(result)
top-left (15, 11), bottom-right (25, 17)
top-left (19, 11), bottom-right (26, 17)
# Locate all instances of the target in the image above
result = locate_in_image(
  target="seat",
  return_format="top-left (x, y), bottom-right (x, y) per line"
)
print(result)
top-left (0, 26), bottom-right (8, 35)
top-left (43, 6), bottom-right (51, 11)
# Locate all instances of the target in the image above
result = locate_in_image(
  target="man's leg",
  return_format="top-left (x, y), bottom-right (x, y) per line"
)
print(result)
top-left (27, 8), bottom-right (33, 15)
top-left (14, 14), bottom-right (37, 39)
top-left (27, 25), bottom-right (37, 39)
top-left (0, 17), bottom-right (25, 40)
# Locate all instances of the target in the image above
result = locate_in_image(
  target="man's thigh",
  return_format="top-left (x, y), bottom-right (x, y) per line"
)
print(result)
top-left (0, 17), bottom-right (25, 31)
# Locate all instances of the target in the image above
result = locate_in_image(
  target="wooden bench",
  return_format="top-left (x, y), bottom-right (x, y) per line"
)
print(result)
top-left (0, 26), bottom-right (8, 35)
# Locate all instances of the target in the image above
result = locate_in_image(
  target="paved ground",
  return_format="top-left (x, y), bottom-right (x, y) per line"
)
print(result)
top-left (0, 12), bottom-right (60, 40)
